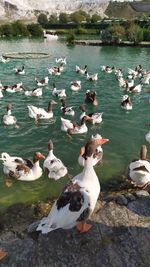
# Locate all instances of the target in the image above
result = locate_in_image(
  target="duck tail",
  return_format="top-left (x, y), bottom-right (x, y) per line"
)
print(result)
top-left (36, 216), bottom-right (54, 234)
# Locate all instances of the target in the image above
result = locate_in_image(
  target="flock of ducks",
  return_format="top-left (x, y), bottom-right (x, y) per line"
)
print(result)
top-left (0, 54), bottom-right (150, 236)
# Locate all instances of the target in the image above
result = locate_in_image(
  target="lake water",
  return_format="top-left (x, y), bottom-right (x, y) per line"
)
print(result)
top-left (0, 38), bottom-right (150, 210)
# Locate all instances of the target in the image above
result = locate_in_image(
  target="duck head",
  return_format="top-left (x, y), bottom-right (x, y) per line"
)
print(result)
top-left (140, 145), bottom-right (147, 160)
top-left (47, 100), bottom-right (57, 112)
top-left (33, 152), bottom-right (45, 163)
top-left (48, 140), bottom-right (54, 151)
top-left (81, 135), bottom-right (109, 160)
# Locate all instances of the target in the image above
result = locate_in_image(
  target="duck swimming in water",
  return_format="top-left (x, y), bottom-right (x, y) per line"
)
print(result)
top-left (43, 140), bottom-right (68, 180)
top-left (128, 145), bottom-right (150, 189)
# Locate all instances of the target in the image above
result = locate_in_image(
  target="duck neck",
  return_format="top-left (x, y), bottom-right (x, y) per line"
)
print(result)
top-left (7, 109), bottom-right (11, 115)
top-left (48, 150), bottom-right (54, 158)
top-left (82, 156), bottom-right (94, 175)
top-left (32, 159), bottom-right (40, 171)
top-left (47, 102), bottom-right (52, 113)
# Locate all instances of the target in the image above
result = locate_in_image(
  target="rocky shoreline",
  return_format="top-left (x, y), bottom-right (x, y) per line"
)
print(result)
top-left (74, 40), bottom-right (150, 48)
top-left (0, 182), bottom-right (150, 267)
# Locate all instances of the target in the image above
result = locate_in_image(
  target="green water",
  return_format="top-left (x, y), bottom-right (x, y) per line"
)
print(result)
top-left (0, 38), bottom-right (150, 210)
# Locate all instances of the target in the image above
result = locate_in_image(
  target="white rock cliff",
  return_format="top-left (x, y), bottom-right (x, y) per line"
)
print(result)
top-left (0, 0), bottom-right (109, 22)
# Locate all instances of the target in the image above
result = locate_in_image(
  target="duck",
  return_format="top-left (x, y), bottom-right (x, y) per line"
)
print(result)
top-left (43, 140), bottom-right (68, 180)
top-left (127, 84), bottom-right (142, 94)
top-left (70, 80), bottom-right (81, 91)
top-left (3, 104), bottom-right (19, 128)
top-left (79, 105), bottom-right (103, 125)
top-left (76, 65), bottom-right (87, 75)
top-left (0, 152), bottom-right (23, 163)
top-left (87, 73), bottom-right (98, 81)
top-left (127, 145), bottom-right (150, 189)
top-left (121, 95), bottom-right (132, 110)
top-left (0, 55), bottom-right (9, 63)
top-left (128, 67), bottom-right (138, 77)
top-left (24, 87), bottom-right (42, 97)
top-left (35, 76), bottom-right (49, 86)
top-left (4, 82), bottom-right (24, 93)
top-left (78, 134), bottom-right (109, 167)
top-left (55, 57), bottom-right (66, 65)
top-left (14, 66), bottom-right (25, 75)
top-left (85, 90), bottom-right (98, 106)
top-left (118, 77), bottom-right (126, 88)
top-left (1, 152), bottom-right (45, 181)
top-left (60, 99), bottom-right (75, 116)
top-left (52, 83), bottom-right (66, 99)
top-left (60, 117), bottom-right (88, 135)
top-left (36, 137), bottom-right (101, 233)
top-left (101, 65), bottom-right (114, 73)
top-left (47, 66), bottom-right (61, 76)
top-left (27, 100), bottom-right (57, 121)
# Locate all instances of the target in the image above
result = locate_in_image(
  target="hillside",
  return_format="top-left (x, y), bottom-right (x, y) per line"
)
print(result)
top-left (0, 0), bottom-right (109, 22)
top-left (105, 1), bottom-right (149, 20)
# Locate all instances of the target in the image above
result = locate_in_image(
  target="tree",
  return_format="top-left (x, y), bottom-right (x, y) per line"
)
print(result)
top-left (109, 24), bottom-right (126, 43)
top-left (91, 14), bottom-right (101, 23)
top-left (127, 24), bottom-right (143, 43)
top-left (70, 11), bottom-right (85, 24)
top-left (66, 32), bottom-right (75, 45)
top-left (49, 14), bottom-right (58, 24)
top-left (59, 13), bottom-right (69, 23)
top-left (37, 13), bottom-right (48, 26)
top-left (27, 24), bottom-right (43, 36)
top-left (100, 29), bottom-right (112, 43)
top-left (12, 21), bottom-right (29, 37)
top-left (0, 24), bottom-right (13, 37)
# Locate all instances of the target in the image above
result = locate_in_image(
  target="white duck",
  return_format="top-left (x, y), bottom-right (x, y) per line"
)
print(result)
top-left (43, 140), bottom-right (68, 180)
top-left (76, 65), bottom-right (87, 75)
top-left (36, 138), bottom-right (101, 233)
top-left (127, 84), bottom-right (142, 94)
top-left (14, 66), bottom-right (25, 75)
top-left (4, 82), bottom-right (24, 93)
top-left (0, 55), bottom-right (9, 63)
top-left (128, 145), bottom-right (150, 188)
top-left (79, 105), bottom-right (103, 125)
top-left (78, 134), bottom-right (109, 167)
top-left (60, 99), bottom-right (75, 116)
top-left (55, 57), bottom-right (66, 65)
top-left (35, 76), bottom-right (49, 86)
top-left (101, 65), bottom-right (114, 73)
top-left (3, 104), bottom-right (19, 127)
top-left (25, 87), bottom-right (42, 97)
top-left (87, 73), bottom-right (98, 81)
top-left (1, 152), bottom-right (45, 181)
top-left (47, 66), bottom-right (61, 76)
top-left (61, 117), bottom-right (88, 135)
top-left (121, 95), bottom-right (132, 110)
top-left (27, 100), bottom-right (57, 121)
top-left (52, 83), bottom-right (66, 99)
top-left (70, 81), bottom-right (81, 91)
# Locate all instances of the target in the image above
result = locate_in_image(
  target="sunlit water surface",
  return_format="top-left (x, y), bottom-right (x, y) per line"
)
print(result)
top-left (0, 38), bottom-right (150, 210)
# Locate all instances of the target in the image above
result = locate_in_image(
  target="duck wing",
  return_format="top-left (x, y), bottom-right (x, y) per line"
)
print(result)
top-left (37, 180), bottom-right (91, 233)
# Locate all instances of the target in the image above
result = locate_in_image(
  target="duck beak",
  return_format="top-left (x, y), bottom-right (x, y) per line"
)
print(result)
top-left (80, 146), bottom-right (85, 156)
top-left (97, 138), bottom-right (109, 145)
top-left (38, 153), bottom-right (45, 159)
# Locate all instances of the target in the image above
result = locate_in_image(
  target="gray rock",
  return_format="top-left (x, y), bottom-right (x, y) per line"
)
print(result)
top-left (116, 195), bottom-right (128, 205)
top-left (0, 194), bottom-right (150, 267)
top-left (135, 190), bottom-right (150, 197)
